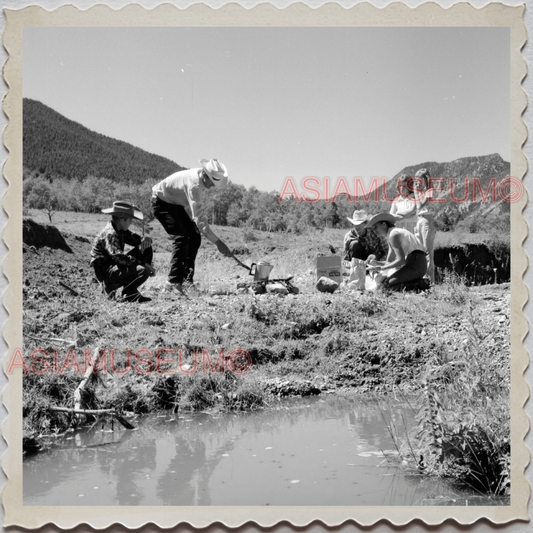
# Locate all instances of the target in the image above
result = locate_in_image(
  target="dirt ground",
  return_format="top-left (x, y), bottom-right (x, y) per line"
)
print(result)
top-left (21, 215), bottom-right (511, 441)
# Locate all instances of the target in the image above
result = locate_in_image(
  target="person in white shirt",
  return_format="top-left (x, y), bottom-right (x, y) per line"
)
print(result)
top-left (414, 168), bottom-right (437, 284)
top-left (389, 174), bottom-right (418, 234)
top-left (366, 212), bottom-right (427, 291)
top-left (151, 158), bottom-right (232, 295)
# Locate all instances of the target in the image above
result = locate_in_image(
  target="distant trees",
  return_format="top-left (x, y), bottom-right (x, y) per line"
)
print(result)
top-left (22, 168), bottom-right (511, 238)
top-left (23, 172), bottom-right (58, 222)
top-left (23, 170), bottom-right (155, 222)
top-left (22, 168), bottom-right (367, 232)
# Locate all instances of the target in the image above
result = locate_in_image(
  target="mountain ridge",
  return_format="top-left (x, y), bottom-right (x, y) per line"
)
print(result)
top-left (23, 98), bottom-right (184, 184)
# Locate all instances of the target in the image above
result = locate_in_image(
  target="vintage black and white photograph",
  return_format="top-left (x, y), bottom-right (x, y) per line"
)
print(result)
top-left (1, 1), bottom-right (528, 528)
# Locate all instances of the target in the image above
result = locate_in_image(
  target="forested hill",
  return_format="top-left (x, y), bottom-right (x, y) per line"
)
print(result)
top-left (23, 98), bottom-right (184, 183)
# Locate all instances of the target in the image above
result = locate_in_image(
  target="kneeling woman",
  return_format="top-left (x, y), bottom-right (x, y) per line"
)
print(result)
top-left (365, 212), bottom-right (427, 291)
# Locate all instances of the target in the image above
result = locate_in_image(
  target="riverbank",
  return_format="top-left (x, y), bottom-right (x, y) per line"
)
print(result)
top-left (21, 213), bottom-right (511, 495)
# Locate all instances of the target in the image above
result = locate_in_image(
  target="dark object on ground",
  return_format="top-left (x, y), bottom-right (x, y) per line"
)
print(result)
top-left (58, 280), bottom-right (83, 297)
top-left (123, 293), bottom-right (151, 303)
top-left (316, 276), bottom-right (339, 293)
top-left (23, 218), bottom-right (73, 253)
top-left (251, 277), bottom-right (299, 295)
top-left (389, 277), bottom-right (431, 293)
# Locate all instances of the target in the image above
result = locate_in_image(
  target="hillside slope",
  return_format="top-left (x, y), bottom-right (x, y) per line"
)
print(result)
top-left (23, 98), bottom-right (184, 184)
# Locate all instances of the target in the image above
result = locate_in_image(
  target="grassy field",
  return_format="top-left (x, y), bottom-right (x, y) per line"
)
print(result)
top-left (25, 208), bottom-right (507, 284)
top-left (21, 209), bottom-right (511, 496)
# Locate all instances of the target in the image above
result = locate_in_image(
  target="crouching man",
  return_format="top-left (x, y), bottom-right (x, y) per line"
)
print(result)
top-left (343, 210), bottom-right (388, 262)
top-left (90, 201), bottom-right (155, 303)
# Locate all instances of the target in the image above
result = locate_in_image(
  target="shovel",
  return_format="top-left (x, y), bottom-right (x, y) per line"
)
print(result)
top-left (230, 255), bottom-right (274, 281)
top-left (231, 254), bottom-right (253, 273)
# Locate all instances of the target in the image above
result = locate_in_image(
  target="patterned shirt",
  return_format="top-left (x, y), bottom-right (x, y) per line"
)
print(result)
top-left (343, 226), bottom-right (388, 261)
top-left (90, 221), bottom-right (142, 267)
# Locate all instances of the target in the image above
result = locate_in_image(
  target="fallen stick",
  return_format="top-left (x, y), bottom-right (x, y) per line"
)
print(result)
top-left (48, 337), bottom-right (76, 345)
top-left (68, 347), bottom-right (136, 430)
top-left (74, 350), bottom-right (99, 414)
top-left (49, 406), bottom-right (116, 415)
top-left (49, 406), bottom-right (135, 430)
top-left (113, 414), bottom-right (136, 430)
top-left (58, 280), bottom-right (83, 297)
top-left (24, 333), bottom-right (76, 345)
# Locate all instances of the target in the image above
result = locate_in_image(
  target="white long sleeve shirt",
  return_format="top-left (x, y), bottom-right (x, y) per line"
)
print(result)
top-left (152, 168), bottom-right (218, 243)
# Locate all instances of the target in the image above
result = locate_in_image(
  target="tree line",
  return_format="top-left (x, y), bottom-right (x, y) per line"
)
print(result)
top-left (23, 168), bottom-right (509, 236)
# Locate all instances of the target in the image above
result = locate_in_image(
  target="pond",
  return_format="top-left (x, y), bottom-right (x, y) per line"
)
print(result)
top-left (23, 395), bottom-right (502, 506)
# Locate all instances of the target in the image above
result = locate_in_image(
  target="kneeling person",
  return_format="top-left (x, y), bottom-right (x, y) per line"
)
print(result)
top-left (343, 209), bottom-right (388, 262)
top-left (90, 201), bottom-right (155, 302)
top-left (365, 212), bottom-right (427, 291)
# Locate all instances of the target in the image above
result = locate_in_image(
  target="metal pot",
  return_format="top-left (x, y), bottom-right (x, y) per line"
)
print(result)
top-left (250, 261), bottom-right (273, 282)
top-left (231, 255), bottom-right (274, 281)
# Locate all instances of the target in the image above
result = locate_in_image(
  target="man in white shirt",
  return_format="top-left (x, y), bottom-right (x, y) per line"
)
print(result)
top-left (152, 158), bottom-right (232, 295)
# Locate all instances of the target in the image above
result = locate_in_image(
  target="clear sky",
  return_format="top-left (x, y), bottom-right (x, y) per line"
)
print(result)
top-left (23, 26), bottom-right (510, 193)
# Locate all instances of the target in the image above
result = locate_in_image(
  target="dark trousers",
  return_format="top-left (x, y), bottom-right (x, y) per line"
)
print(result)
top-left (385, 250), bottom-right (427, 291)
top-left (152, 196), bottom-right (201, 284)
top-left (345, 240), bottom-right (368, 261)
top-left (94, 247), bottom-right (153, 296)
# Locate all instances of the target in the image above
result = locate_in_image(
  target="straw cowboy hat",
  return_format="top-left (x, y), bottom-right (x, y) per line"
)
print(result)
top-left (346, 210), bottom-right (368, 226)
top-left (365, 212), bottom-right (398, 228)
top-left (101, 201), bottom-right (144, 220)
top-left (199, 158), bottom-right (229, 188)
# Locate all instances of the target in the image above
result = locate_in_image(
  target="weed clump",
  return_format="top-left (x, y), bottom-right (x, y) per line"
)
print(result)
top-left (180, 372), bottom-right (263, 412)
top-left (400, 304), bottom-right (510, 496)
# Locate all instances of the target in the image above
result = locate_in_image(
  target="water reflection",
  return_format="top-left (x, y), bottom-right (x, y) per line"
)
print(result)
top-left (23, 396), bottom-right (499, 506)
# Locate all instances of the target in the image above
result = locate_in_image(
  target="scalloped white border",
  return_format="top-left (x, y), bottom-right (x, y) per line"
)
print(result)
top-left (1, 2), bottom-right (529, 529)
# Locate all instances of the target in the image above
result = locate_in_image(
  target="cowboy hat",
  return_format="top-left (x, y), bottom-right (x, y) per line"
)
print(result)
top-left (346, 209), bottom-right (368, 226)
top-left (199, 158), bottom-right (229, 188)
top-left (365, 212), bottom-right (398, 228)
top-left (101, 201), bottom-right (144, 220)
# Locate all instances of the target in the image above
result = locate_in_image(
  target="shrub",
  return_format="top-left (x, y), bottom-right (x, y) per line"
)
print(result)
top-left (404, 304), bottom-right (510, 496)
top-left (178, 371), bottom-right (264, 412)
top-left (23, 175), bottom-right (59, 222)
top-left (242, 227), bottom-right (258, 242)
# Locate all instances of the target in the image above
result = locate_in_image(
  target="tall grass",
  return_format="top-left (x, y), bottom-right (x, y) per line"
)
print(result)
top-left (180, 372), bottom-right (264, 412)
top-left (389, 284), bottom-right (510, 497)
